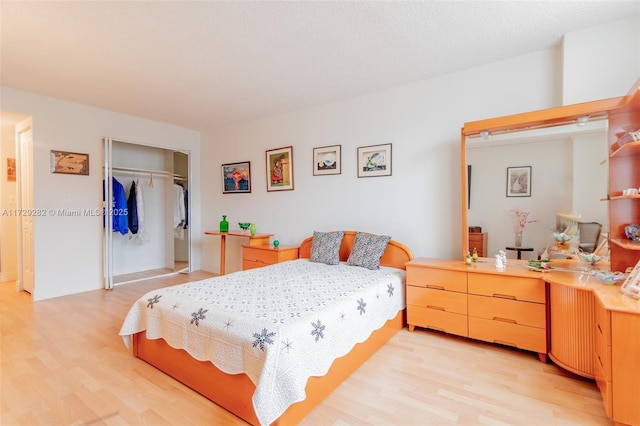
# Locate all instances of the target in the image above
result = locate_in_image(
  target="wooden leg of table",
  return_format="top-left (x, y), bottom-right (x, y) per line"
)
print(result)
top-left (219, 235), bottom-right (226, 275)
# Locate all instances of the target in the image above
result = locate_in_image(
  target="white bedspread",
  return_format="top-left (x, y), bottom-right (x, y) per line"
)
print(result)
top-left (119, 259), bottom-right (405, 425)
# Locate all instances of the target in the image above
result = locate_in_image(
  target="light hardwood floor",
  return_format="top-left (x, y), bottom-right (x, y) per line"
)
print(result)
top-left (1, 273), bottom-right (611, 425)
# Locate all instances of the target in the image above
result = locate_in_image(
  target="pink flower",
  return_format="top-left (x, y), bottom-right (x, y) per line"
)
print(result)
top-left (509, 209), bottom-right (538, 233)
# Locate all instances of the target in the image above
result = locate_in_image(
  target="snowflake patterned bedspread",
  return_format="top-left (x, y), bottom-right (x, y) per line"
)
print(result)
top-left (119, 259), bottom-right (405, 425)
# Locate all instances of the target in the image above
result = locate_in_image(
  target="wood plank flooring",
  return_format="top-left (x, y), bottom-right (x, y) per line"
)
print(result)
top-left (1, 273), bottom-right (611, 425)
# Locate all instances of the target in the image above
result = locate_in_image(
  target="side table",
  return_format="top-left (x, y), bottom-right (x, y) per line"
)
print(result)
top-left (205, 231), bottom-right (273, 275)
top-left (505, 246), bottom-right (534, 260)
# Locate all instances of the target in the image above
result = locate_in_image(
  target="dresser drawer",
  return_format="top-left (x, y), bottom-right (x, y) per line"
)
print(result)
top-left (242, 245), bottom-right (298, 270)
top-left (407, 287), bottom-right (467, 315)
top-left (595, 332), bottom-right (612, 381)
top-left (406, 267), bottom-right (467, 293)
top-left (243, 247), bottom-right (279, 264)
top-left (468, 316), bottom-right (546, 353)
top-left (594, 357), bottom-right (613, 418)
top-left (594, 297), bottom-right (611, 346)
top-left (468, 274), bottom-right (544, 303)
top-left (407, 307), bottom-right (468, 337)
top-left (468, 294), bottom-right (545, 329)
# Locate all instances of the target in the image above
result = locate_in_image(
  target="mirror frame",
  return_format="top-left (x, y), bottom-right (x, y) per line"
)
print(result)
top-left (460, 96), bottom-right (625, 259)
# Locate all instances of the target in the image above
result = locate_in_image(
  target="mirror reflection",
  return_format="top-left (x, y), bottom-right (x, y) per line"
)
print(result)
top-left (466, 119), bottom-right (608, 260)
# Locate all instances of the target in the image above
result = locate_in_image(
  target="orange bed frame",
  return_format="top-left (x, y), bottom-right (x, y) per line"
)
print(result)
top-left (132, 231), bottom-right (414, 425)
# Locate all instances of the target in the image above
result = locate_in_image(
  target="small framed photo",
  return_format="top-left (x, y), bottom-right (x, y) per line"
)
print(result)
top-left (50, 150), bottom-right (89, 175)
top-left (313, 145), bottom-right (341, 176)
top-left (221, 161), bottom-right (251, 194)
top-left (506, 166), bottom-right (531, 197)
top-left (357, 143), bottom-right (392, 178)
top-left (7, 158), bottom-right (16, 182)
top-left (266, 146), bottom-right (294, 191)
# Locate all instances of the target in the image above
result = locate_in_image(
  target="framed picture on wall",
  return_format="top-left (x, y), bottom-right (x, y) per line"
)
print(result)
top-left (313, 145), bottom-right (341, 176)
top-left (266, 146), bottom-right (294, 191)
top-left (506, 166), bottom-right (531, 197)
top-left (357, 143), bottom-right (392, 178)
top-left (221, 161), bottom-right (251, 194)
top-left (7, 158), bottom-right (16, 182)
top-left (50, 150), bottom-right (89, 175)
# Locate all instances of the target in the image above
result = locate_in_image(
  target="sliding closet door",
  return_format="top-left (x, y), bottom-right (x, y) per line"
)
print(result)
top-left (103, 137), bottom-right (114, 289)
top-left (103, 137), bottom-right (190, 289)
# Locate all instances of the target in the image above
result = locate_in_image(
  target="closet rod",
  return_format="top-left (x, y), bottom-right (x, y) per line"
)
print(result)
top-left (108, 166), bottom-right (185, 180)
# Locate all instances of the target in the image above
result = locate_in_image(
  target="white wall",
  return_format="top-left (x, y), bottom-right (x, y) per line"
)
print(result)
top-left (563, 16), bottom-right (640, 104)
top-left (200, 48), bottom-right (562, 272)
top-left (0, 88), bottom-right (201, 301)
top-left (201, 18), bottom-right (638, 273)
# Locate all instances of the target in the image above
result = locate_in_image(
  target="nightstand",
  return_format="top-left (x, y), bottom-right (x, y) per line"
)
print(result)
top-left (241, 245), bottom-right (299, 270)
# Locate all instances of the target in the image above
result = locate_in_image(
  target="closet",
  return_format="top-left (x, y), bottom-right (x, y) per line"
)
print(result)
top-left (103, 138), bottom-right (190, 289)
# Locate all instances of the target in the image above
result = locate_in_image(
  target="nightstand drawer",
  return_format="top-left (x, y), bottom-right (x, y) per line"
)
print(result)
top-left (407, 307), bottom-right (468, 337)
top-left (468, 316), bottom-right (546, 353)
top-left (243, 247), bottom-right (279, 264)
top-left (241, 245), bottom-right (299, 270)
top-left (406, 267), bottom-right (467, 293)
top-left (407, 287), bottom-right (467, 315)
top-left (468, 294), bottom-right (545, 328)
top-left (468, 274), bottom-right (544, 303)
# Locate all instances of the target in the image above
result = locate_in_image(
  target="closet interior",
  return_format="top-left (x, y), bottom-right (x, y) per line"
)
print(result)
top-left (103, 138), bottom-right (190, 289)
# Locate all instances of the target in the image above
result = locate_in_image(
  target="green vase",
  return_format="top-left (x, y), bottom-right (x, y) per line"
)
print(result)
top-left (249, 223), bottom-right (256, 236)
top-left (219, 215), bottom-right (229, 232)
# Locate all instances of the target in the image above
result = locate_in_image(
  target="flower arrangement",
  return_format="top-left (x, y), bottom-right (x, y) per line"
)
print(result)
top-left (552, 232), bottom-right (572, 243)
top-left (509, 209), bottom-right (538, 233)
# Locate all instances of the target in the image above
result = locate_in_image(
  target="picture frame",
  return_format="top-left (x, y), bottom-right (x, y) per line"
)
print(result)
top-left (506, 166), bottom-right (531, 197)
top-left (50, 150), bottom-right (89, 175)
top-left (313, 145), bottom-right (341, 176)
top-left (266, 146), bottom-right (294, 191)
top-left (7, 158), bottom-right (16, 182)
top-left (357, 143), bottom-right (392, 178)
top-left (221, 161), bottom-right (251, 194)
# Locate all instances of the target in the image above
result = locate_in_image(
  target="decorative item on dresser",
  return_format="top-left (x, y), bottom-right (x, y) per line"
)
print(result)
top-left (406, 258), bottom-right (548, 362)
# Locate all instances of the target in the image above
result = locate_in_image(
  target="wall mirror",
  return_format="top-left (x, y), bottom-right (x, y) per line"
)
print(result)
top-left (460, 95), bottom-right (627, 260)
top-left (465, 119), bottom-right (608, 258)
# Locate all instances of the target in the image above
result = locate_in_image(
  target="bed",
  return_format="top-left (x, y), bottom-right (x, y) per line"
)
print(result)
top-left (119, 231), bottom-right (414, 425)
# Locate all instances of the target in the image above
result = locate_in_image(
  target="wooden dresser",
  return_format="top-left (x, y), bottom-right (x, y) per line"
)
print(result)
top-left (406, 258), bottom-right (548, 362)
top-left (468, 232), bottom-right (487, 257)
top-left (241, 245), bottom-right (299, 270)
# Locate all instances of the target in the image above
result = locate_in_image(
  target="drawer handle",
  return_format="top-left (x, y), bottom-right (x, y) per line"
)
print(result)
top-left (426, 305), bottom-right (445, 311)
top-left (597, 323), bottom-right (604, 335)
top-left (426, 285), bottom-right (445, 290)
top-left (493, 316), bottom-right (517, 324)
top-left (492, 293), bottom-right (516, 300)
top-left (494, 339), bottom-right (516, 347)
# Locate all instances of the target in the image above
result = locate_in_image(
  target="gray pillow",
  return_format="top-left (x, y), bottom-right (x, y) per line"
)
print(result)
top-left (347, 232), bottom-right (391, 270)
top-left (310, 231), bottom-right (345, 265)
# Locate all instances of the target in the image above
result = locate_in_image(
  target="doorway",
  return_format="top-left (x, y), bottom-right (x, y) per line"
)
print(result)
top-left (0, 111), bottom-right (33, 295)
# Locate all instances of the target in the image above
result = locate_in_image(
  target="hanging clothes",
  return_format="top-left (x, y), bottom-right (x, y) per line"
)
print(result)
top-left (103, 177), bottom-right (128, 235)
top-left (127, 180), bottom-right (139, 234)
top-left (183, 188), bottom-right (189, 229)
top-left (131, 180), bottom-right (150, 243)
top-left (173, 183), bottom-right (186, 240)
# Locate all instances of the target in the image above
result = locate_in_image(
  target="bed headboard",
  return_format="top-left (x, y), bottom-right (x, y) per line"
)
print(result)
top-left (298, 230), bottom-right (414, 270)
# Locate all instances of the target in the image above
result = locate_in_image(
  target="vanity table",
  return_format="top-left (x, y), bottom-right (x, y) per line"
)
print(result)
top-left (457, 78), bottom-right (640, 425)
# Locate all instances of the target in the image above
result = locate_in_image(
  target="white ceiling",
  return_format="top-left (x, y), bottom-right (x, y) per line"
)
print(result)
top-left (1, 1), bottom-right (639, 131)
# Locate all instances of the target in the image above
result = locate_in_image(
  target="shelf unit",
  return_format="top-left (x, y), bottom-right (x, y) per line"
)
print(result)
top-left (608, 82), bottom-right (640, 272)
